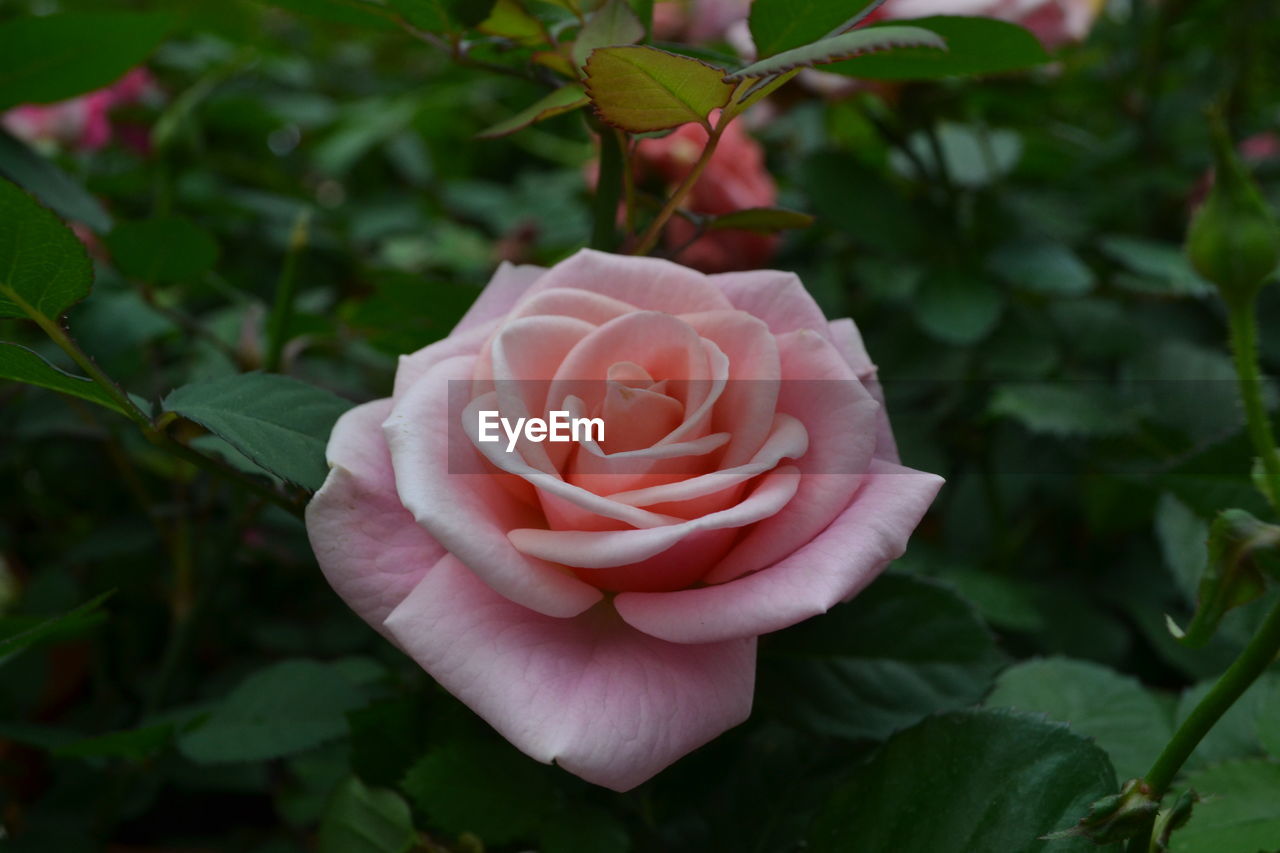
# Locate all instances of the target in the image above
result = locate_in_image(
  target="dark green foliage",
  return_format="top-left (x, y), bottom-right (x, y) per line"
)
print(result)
top-left (3, 0), bottom-right (1280, 851)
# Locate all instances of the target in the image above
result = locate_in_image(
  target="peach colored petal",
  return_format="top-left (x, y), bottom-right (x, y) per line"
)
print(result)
top-left (384, 354), bottom-right (603, 618)
top-left (383, 555), bottom-right (755, 791)
top-left (614, 460), bottom-right (944, 644)
top-left (709, 269), bottom-right (834, 338)
top-left (704, 329), bottom-right (879, 584)
top-left (522, 248), bottom-right (734, 314)
top-left (453, 261), bottom-right (546, 334)
top-left (507, 465), bottom-right (800, 568)
top-left (306, 399), bottom-right (443, 636)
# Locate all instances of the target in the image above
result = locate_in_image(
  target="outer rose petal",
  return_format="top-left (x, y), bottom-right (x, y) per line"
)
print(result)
top-left (829, 318), bottom-right (899, 464)
top-left (306, 399), bottom-right (444, 635)
top-left (394, 320), bottom-right (497, 399)
top-left (519, 249), bottom-right (734, 315)
top-left (710, 269), bottom-right (834, 339)
top-left (453, 261), bottom-right (546, 334)
top-left (383, 555), bottom-right (756, 791)
top-left (614, 459), bottom-right (944, 644)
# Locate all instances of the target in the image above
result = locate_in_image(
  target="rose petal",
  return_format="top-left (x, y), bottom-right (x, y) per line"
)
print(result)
top-left (507, 465), bottom-right (800, 568)
top-left (704, 329), bottom-right (879, 584)
top-left (710, 269), bottom-right (833, 338)
top-left (383, 555), bottom-right (755, 791)
top-left (394, 320), bottom-right (497, 399)
top-left (680, 309), bottom-right (781, 467)
top-left (461, 392), bottom-right (679, 530)
top-left (306, 399), bottom-right (443, 635)
top-left (614, 459), bottom-right (944, 644)
top-left (454, 261), bottom-right (547, 334)
top-left (829, 318), bottom-right (899, 464)
top-left (520, 248), bottom-right (734, 314)
top-left (385, 354), bottom-right (603, 618)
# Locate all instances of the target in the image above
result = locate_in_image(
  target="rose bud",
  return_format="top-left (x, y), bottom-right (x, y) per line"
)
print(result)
top-left (1187, 114), bottom-right (1280, 306)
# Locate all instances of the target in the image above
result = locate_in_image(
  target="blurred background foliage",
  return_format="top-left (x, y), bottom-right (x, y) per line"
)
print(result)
top-left (2, 0), bottom-right (1280, 851)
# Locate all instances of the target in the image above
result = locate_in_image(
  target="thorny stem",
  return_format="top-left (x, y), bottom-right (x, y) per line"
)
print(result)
top-left (1227, 298), bottom-right (1280, 511)
top-left (631, 118), bottom-right (726, 257)
top-left (1126, 597), bottom-right (1280, 852)
top-left (1127, 296), bottom-right (1280, 852)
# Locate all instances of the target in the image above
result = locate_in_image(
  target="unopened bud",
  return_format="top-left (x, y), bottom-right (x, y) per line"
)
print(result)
top-left (1186, 111), bottom-right (1280, 306)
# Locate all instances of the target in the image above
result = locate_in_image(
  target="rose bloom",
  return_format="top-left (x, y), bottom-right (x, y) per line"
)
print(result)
top-left (633, 119), bottom-right (780, 273)
top-left (1, 68), bottom-right (156, 153)
top-left (307, 250), bottom-right (942, 790)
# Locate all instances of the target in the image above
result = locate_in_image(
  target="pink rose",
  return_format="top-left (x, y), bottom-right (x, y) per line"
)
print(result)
top-left (869, 0), bottom-right (1106, 48)
top-left (2, 68), bottom-right (157, 153)
top-left (633, 119), bottom-right (780, 272)
top-left (306, 250), bottom-right (942, 790)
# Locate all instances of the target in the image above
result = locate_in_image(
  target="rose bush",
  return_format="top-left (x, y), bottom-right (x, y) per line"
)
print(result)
top-left (306, 250), bottom-right (941, 790)
top-left (631, 119), bottom-right (780, 272)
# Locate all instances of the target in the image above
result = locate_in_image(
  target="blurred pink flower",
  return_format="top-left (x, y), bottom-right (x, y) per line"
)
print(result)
top-left (656, 0), bottom-right (1104, 53)
top-left (633, 118), bottom-right (780, 272)
top-left (2, 68), bottom-right (158, 153)
top-left (868, 0), bottom-right (1106, 49)
top-left (652, 0), bottom-right (752, 43)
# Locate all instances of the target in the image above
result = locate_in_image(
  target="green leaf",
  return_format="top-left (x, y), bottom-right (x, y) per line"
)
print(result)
top-left (105, 217), bottom-right (220, 285)
top-left (55, 723), bottom-right (174, 760)
top-left (584, 46), bottom-right (734, 133)
top-left (1175, 760), bottom-right (1280, 853)
top-left (1259, 681), bottom-right (1280, 760)
top-left (989, 384), bottom-right (1137, 438)
top-left (0, 342), bottom-right (126, 415)
top-left (727, 27), bottom-right (945, 81)
top-left (319, 776), bottom-right (416, 853)
top-left (162, 373), bottom-right (353, 492)
top-left (0, 12), bottom-right (173, 111)
top-left (0, 130), bottom-right (112, 233)
top-left (1172, 510), bottom-right (1280, 647)
top-left (706, 207), bottom-right (815, 233)
top-left (0, 177), bottom-right (93, 321)
top-left (572, 0), bottom-right (646, 69)
top-left (476, 85), bottom-right (590, 139)
top-left (807, 709), bottom-right (1119, 852)
top-left (985, 658), bottom-right (1172, 780)
top-left (1174, 672), bottom-right (1280, 770)
top-left (826, 17), bottom-right (1050, 80)
top-left (987, 240), bottom-right (1095, 296)
top-left (348, 698), bottom-right (430, 789)
top-left (914, 269), bottom-right (1004, 345)
top-left (540, 807), bottom-right (631, 853)
top-left (749, 0), bottom-right (879, 58)
top-left (758, 574), bottom-right (1006, 741)
top-left (177, 659), bottom-right (365, 764)
top-left (891, 123), bottom-right (1023, 189)
top-left (1099, 235), bottom-right (1214, 297)
top-left (0, 592), bottom-right (111, 666)
top-left (400, 740), bottom-right (557, 844)
top-left (1155, 493), bottom-right (1210, 603)
top-left (388, 0), bottom-right (499, 33)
